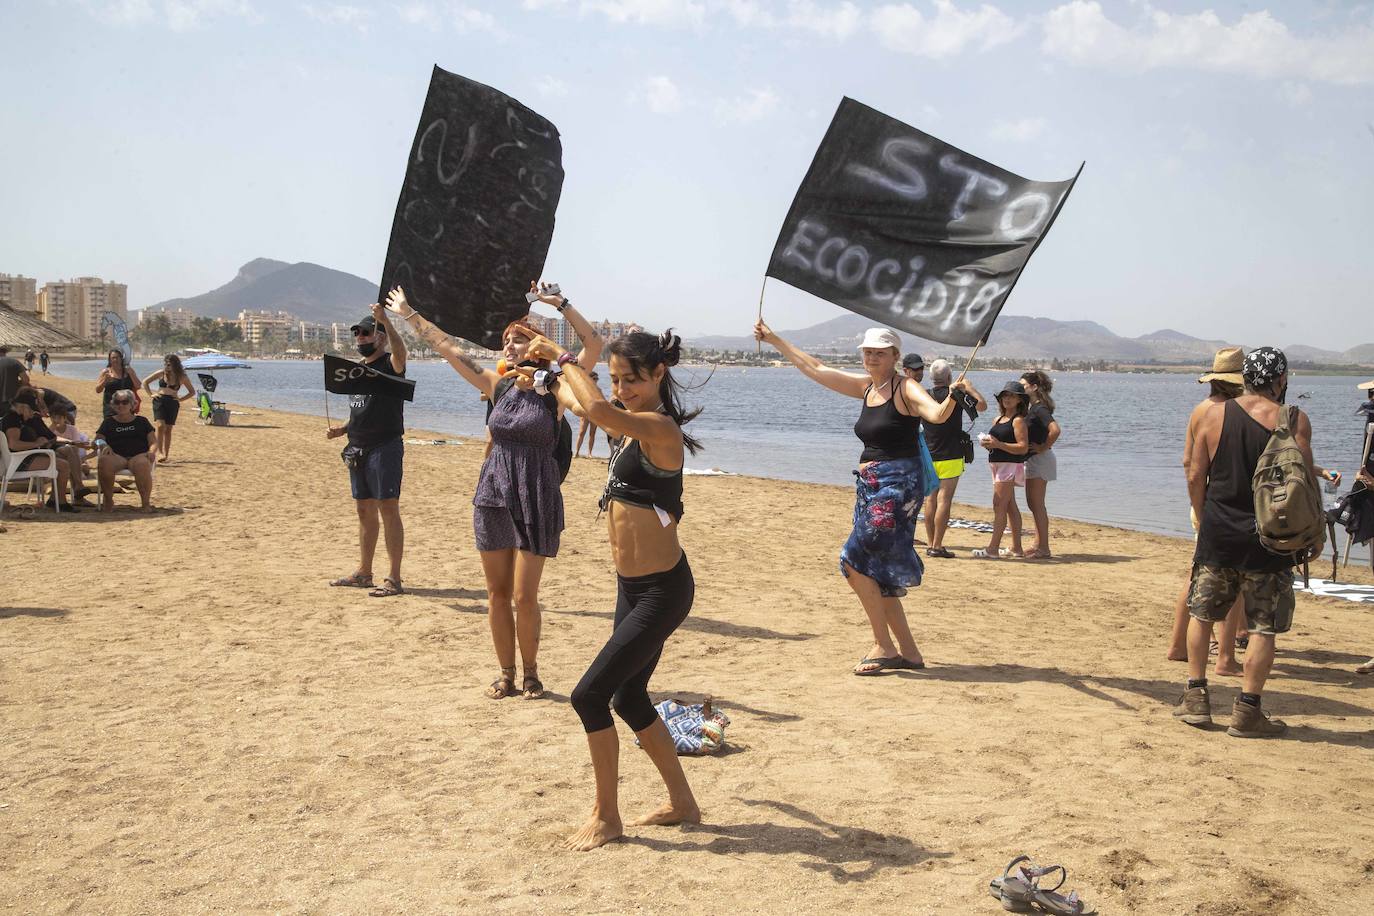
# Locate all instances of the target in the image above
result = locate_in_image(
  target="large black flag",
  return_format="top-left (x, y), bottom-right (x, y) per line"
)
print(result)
top-left (767, 98), bottom-right (1080, 347)
top-left (324, 354), bottom-right (416, 402)
top-left (378, 66), bottom-right (564, 350)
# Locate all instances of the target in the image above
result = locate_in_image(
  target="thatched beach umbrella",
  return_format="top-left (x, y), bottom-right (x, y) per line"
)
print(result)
top-left (0, 302), bottom-right (88, 350)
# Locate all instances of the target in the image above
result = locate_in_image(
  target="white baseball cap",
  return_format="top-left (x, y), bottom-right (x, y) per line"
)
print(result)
top-left (858, 328), bottom-right (901, 351)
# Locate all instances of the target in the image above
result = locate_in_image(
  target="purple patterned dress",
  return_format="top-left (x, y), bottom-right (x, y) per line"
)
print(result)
top-left (473, 387), bottom-right (564, 557)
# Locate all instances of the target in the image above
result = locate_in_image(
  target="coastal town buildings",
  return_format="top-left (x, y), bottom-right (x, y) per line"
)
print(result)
top-left (139, 305), bottom-right (198, 330)
top-left (236, 309), bottom-right (295, 347)
top-left (0, 273), bottom-right (38, 313)
top-left (37, 277), bottom-right (128, 339)
top-left (527, 315), bottom-right (642, 351)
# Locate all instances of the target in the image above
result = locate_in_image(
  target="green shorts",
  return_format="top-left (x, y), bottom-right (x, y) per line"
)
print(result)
top-left (932, 458), bottom-right (965, 480)
top-left (1187, 564), bottom-right (1294, 636)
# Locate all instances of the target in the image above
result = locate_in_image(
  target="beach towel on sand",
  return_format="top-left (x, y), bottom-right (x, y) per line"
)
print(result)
top-left (841, 441), bottom-right (935, 598)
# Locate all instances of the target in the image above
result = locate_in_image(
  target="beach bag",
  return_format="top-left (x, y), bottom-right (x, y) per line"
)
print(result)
top-left (634, 698), bottom-right (731, 755)
top-left (1253, 405), bottom-right (1325, 563)
top-left (489, 376), bottom-right (573, 482)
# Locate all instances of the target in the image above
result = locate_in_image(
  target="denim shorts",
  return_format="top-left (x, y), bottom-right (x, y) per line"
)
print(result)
top-left (349, 437), bottom-right (403, 501)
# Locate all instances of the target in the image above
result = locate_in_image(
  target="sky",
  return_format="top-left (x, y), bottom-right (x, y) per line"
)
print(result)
top-left (2, 0), bottom-right (1372, 350)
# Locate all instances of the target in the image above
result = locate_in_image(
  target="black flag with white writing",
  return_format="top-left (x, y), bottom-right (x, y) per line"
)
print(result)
top-left (324, 354), bottom-right (416, 402)
top-left (378, 66), bottom-right (564, 350)
top-left (767, 98), bottom-right (1081, 347)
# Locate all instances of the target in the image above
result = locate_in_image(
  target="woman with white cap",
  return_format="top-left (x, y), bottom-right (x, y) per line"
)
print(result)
top-left (755, 319), bottom-right (969, 674)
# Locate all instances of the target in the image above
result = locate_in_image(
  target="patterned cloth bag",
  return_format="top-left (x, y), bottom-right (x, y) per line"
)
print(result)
top-left (635, 698), bottom-right (732, 755)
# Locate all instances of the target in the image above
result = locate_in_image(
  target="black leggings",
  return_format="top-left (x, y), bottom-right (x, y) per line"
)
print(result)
top-left (571, 553), bottom-right (693, 733)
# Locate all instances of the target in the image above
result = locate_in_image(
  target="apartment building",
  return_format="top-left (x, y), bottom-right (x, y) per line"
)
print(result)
top-left (37, 277), bottom-right (128, 338)
top-left (0, 273), bottom-right (38, 313)
top-left (237, 309), bottom-right (297, 347)
top-left (140, 306), bottom-right (199, 330)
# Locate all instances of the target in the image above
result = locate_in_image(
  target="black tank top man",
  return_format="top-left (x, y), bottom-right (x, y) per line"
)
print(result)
top-left (347, 353), bottom-right (405, 449)
top-left (1195, 400), bottom-right (1298, 573)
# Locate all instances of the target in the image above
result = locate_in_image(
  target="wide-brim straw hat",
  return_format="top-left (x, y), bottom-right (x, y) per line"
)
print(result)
top-left (1359, 380), bottom-right (1374, 391)
top-left (1198, 346), bottom-right (1244, 384)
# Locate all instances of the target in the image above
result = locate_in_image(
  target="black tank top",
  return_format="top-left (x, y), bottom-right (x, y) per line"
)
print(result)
top-left (102, 371), bottom-right (134, 413)
top-left (854, 376), bottom-right (921, 463)
top-left (987, 417), bottom-right (1026, 463)
top-left (600, 437), bottom-right (684, 521)
top-left (1194, 400), bottom-right (1292, 572)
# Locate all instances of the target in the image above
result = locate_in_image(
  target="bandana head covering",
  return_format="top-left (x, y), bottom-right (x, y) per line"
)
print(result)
top-left (1242, 347), bottom-right (1287, 389)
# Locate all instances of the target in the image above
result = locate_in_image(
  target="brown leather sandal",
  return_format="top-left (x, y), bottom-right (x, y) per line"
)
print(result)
top-left (521, 666), bottom-right (546, 700)
top-left (486, 666), bottom-right (517, 700)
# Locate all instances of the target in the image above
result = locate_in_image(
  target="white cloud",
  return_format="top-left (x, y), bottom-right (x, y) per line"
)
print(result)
top-left (534, 75), bottom-right (570, 97)
top-left (988, 116), bottom-right (1047, 142)
top-left (633, 75), bottom-right (684, 113)
top-left (784, 1), bottom-right (861, 39)
top-left (451, 4), bottom-right (498, 32)
top-left (92, 0), bottom-right (260, 29)
top-left (582, 0), bottom-right (706, 27)
top-left (1277, 81), bottom-right (1312, 107)
top-left (303, 3), bottom-right (372, 31)
top-left (1042, 1), bottom-right (1374, 85)
top-left (872, 1), bottom-right (1018, 58)
top-left (396, 1), bottom-right (441, 27)
top-left (715, 87), bottom-right (779, 122)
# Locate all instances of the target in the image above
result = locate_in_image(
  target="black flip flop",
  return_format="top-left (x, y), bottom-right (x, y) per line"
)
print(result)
top-left (854, 655), bottom-right (925, 676)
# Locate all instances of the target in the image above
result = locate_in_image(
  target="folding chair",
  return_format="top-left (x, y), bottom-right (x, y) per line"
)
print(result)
top-left (0, 435), bottom-right (61, 513)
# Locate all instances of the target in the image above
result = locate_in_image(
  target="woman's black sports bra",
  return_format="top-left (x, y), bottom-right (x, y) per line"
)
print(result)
top-left (854, 375), bottom-right (921, 463)
top-left (600, 437), bottom-right (684, 522)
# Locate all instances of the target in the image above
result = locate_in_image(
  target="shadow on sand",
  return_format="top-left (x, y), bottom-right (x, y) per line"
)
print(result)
top-left (625, 799), bottom-right (949, 882)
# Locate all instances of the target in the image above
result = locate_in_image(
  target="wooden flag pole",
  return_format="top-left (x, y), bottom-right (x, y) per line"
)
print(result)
top-left (324, 393), bottom-right (332, 429)
top-left (1342, 421), bottom-right (1374, 568)
top-left (755, 276), bottom-right (768, 355)
top-left (954, 340), bottom-right (985, 384)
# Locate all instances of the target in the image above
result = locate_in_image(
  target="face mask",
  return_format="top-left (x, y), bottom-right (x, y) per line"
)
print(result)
top-left (357, 341), bottom-right (377, 357)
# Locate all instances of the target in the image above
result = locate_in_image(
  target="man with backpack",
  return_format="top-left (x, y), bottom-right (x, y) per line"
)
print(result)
top-left (1175, 347), bottom-right (1323, 738)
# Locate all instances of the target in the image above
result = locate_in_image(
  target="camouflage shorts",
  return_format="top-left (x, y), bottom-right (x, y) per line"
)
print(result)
top-left (1187, 564), bottom-right (1294, 636)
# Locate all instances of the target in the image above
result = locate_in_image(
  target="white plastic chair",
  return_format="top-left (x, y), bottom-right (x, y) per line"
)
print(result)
top-left (0, 434), bottom-right (61, 513)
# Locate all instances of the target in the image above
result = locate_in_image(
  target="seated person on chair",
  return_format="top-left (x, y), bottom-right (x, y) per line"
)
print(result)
top-left (2, 388), bottom-right (77, 512)
top-left (95, 391), bottom-right (157, 512)
top-left (47, 404), bottom-right (96, 505)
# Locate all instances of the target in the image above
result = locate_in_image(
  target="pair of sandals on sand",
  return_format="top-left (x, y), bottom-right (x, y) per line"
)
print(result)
top-left (330, 572), bottom-right (404, 598)
top-left (989, 856), bottom-right (1096, 914)
top-left (487, 665), bottom-right (545, 700)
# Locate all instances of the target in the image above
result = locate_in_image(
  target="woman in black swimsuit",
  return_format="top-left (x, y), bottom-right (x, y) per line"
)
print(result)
top-left (96, 350), bottom-right (141, 419)
top-left (142, 354), bottom-right (195, 464)
top-left (516, 327), bottom-right (702, 852)
top-left (755, 320), bottom-right (967, 675)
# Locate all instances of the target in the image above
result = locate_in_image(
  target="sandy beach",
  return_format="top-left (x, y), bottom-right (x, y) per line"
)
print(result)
top-left (3, 374), bottom-right (1373, 915)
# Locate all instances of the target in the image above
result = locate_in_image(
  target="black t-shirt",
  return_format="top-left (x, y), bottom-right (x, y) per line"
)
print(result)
top-left (38, 389), bottom-right (77, 417)
top-left (923, 385), bottom-right (979, 461)
top-left (0, 356), bottom-right (25, 405)
top-left (2, 410), bottom-right (40, 444)
top-left (1027, 403), bottom-right (1055, 446)
top-left (97, 415), bottom-right (155, 459)
top-left (347, 353), bottom-right (406, 449)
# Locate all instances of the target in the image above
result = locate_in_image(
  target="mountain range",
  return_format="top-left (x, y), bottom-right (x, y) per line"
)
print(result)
top-left (145, 259), bottom-right (1372, 366)
top-left (689, 312), bottom-right (1374, 366)
top-left (147, 258), bottom-right (377, 325)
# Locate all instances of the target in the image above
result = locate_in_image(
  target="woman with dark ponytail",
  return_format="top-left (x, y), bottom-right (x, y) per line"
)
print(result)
top-left (513, 327), bottom-right (702, 852)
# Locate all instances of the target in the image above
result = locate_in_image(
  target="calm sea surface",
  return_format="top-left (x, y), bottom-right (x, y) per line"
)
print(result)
top-left (53, 360), bottom-right (1372, 549)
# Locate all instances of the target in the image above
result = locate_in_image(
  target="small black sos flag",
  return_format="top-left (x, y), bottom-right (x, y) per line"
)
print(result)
top-left (378, 66), bottom-right (564, 350)
top-left (767, 98), bottom-right (1081, 347)
top-left (324, 354), bottom-right (416, 402)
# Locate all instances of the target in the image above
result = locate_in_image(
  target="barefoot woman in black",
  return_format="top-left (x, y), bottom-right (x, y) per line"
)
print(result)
top-left (516, 327), bottom-right (702, 852)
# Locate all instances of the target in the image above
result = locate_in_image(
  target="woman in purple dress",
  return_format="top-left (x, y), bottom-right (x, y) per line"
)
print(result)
top-left (385, 284), bottom-right (603, 700)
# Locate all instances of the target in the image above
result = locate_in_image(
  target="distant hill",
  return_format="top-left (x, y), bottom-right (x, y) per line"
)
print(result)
top-left (689, 312), bottom-right (1374, 367)
top-left (148, 259), bottom-right (377, 325)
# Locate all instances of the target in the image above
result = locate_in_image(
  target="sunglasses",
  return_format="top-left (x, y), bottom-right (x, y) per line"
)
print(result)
top-left (352, 327), bottom-right (374, 337)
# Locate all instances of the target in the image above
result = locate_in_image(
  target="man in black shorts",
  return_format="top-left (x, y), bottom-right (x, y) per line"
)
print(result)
top-left (326, 303), bottom-right (408, 597)
top-left (0, 345), bottom-right (31, 416)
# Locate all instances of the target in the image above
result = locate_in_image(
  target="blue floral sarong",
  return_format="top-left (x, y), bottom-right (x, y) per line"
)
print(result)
top-left (839, 433), bottom-right (937, 598)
